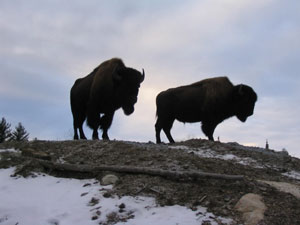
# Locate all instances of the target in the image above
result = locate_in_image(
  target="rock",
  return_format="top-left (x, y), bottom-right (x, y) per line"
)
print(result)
top-left (224, 195), bottom-right (231, 202)
top-left (21, 148), bottom-right (51, 160)
top-left (103, 192), bottom-right (112, 198)
top-left (101, 174), bottom-right (119, 186)
top-left (83, 183), bottom-right (91, 187)
top-left (91, 215), bottom-right (98, 220)
top-left (258, 180), bottom-right (300, 199)
top-left (235, 193), bottom-right (266, 225)
top-left (88, 197), bottom-right (99, 206)
top-left (119, 203), bottom-right (126, 213)
top-left (119, 203), bottom-right (126, 209)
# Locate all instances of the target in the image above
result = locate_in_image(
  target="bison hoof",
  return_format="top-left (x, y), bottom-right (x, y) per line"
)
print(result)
top-left (102, 135), bottom-right (110, 141)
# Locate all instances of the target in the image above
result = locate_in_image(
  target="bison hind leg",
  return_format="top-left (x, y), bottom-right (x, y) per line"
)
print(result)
top-left (73, 128), bottom-right (86, 140)
top-left (155, 117), bottom-right (175, 144)
top-left (73, 130), bottom-right (79, 140)
top-left (155, 120), bottom-right (162, 144)
top-left (163, 127), bottom-right (175, 143)
top-left (79, 127), bottom-right (87, 140)
top-left (72, 112), bottom-right (87, 140)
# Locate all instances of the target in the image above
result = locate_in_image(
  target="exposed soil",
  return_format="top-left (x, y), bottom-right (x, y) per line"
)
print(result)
top-left (1, 139), bottom-right (300, 224)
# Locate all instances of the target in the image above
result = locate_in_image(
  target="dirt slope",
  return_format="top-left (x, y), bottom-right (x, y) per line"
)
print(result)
top-left (0, 139), bottom-right (299, 224)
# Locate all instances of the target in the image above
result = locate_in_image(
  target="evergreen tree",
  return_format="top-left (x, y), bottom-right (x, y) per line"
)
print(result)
top-left (10, 122), bottom-right (29, 141)
top-left (0, 117), bottom-right (11, 143)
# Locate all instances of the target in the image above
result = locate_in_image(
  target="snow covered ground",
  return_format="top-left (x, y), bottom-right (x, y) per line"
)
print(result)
top-left (283, 170), bottom-right (300, 180)
top-left (169, 145), bottom-right (300, 180)
top-left (0, 167), bottom-right (232, 225)
top-left (169, 145), bottom-right (263, 168)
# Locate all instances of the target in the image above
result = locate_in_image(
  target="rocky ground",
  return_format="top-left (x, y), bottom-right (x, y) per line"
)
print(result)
top-left (0, 139), bottom-right (300, 225)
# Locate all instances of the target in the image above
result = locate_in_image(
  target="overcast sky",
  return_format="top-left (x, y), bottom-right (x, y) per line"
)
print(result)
top-left (1, 0), bottom-right (299, 157)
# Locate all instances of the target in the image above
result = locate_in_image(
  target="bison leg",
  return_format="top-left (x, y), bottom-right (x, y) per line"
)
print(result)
top-left (201, 122), bottom-right (217, 141)
top-left (155, 117), bottom-right (175, 144)
top-left (77, 114), bottom-right (87, 140)
top-left (163, 127), bottom-right (175, 143)
top-left (73, 127), bottom-right (79, 140)
top-left (79, 127), bottom-right (87, 140)
top-left (87, 108), bottom-right (100, 140)
top-left (92, 129), bottom-right (99, 140)
top-left (99, 112), bottom-right (115, 140)
top-left (72, 112), bottom-right (87, 140)
top-left (155, 119), bottom-right (163, 144)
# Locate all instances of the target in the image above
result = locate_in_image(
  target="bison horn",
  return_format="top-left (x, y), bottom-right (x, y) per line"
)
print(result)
top-left (140, 69), bottom-right (145, 83)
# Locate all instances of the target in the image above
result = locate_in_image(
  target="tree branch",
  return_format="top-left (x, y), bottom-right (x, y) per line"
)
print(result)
top-left (35, 158), bottom-right (244, 181)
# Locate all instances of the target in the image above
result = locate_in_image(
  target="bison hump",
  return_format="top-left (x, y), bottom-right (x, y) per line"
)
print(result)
top-left (197, 77), bottom-right (234, 112)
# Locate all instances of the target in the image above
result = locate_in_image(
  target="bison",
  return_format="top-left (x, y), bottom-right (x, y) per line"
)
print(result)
top-left (155, 76), bottom-right (257, 143)
top-left (70, 58), bottom-right (145, 140)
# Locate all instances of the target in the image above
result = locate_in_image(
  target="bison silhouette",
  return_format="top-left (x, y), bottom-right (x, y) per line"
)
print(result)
top-left (70, 58), bottom-right (144, 140)
top-left (155, 77), bottom-right (257, 143)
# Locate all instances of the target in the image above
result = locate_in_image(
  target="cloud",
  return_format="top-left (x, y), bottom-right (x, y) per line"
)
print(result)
top-left (1, 0), bottom-right (300, 157)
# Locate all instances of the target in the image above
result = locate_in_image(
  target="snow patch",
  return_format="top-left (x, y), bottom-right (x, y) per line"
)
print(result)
top-left (0, 148), bottom-right (20, 153)
top-left (169, 145), bottom-right (190, 150)
top-left (282, 171), bottom-right (300, 180)
top-left (169, 145), bottom-right (262, 168)
top-left (0, 167), bottom-right (233, 225)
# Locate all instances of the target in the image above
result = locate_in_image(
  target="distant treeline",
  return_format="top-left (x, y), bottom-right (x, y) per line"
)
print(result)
top-left (0, 117), bottom-right (29, 143)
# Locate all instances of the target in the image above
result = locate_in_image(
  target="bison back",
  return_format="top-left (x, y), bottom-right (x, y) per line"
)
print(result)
top-left (194, 77), bottom-right (234, 113)
top-left (156, 77), bottom-right (234, 123)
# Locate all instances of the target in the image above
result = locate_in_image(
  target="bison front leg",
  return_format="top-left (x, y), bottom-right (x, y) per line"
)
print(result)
top-left (201, 122), bottom-right (218, 141)
top-left (87, 108), bottom-right (100, 140)
top-left (99, 112), bottom-right (115, 140)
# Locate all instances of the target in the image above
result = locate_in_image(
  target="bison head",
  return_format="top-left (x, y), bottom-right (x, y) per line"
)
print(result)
top-left (113, 67), bottom-right (145, 115)
top-left (233, 84), bottom-right (257, 122)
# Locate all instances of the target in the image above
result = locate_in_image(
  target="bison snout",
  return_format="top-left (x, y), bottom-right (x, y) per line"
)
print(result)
top-left (123, 105), bottom-right (134, 115)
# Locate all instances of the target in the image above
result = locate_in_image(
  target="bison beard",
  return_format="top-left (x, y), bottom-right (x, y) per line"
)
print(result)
top-left (155, 77), bottom-right (257, 144)
top-left (70, 58), bottom-right (144, 140)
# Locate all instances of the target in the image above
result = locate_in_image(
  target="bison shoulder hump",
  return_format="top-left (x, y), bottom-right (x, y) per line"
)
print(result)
top-left (102, 58), bottom-right (125, 68)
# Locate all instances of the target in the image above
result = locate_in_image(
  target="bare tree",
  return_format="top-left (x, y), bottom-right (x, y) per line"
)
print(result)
top-left (0, 117), bottom-right (11, 143)
top-left (10, 122), bottom-right (29, 141)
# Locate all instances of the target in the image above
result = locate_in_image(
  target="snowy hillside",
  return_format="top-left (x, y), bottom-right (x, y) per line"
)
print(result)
top-left (0, 139), bottom-right (299, 225)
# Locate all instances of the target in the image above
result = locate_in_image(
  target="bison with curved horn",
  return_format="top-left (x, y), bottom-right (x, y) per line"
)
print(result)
top-left (155, 76), bottom-right (257, 143)
top-left (71, 58), bottom-right (145, 140)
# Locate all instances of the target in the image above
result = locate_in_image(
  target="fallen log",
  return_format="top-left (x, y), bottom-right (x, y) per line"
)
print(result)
top-left (34, 158), bottom-right (244, 181)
